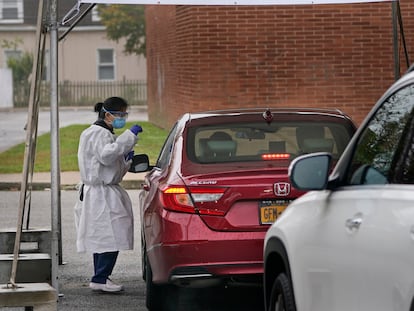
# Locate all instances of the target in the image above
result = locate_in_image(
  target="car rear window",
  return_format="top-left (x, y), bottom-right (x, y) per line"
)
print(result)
top-left (187, 121), bottom-right (352, 164)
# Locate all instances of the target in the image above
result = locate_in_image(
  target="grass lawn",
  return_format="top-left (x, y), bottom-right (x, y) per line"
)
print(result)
top-left (0, 121), bottom-right (168, 174)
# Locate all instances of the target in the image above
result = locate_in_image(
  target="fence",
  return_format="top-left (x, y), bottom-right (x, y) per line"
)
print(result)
top-left (13, 80), bottom-right (147, 107)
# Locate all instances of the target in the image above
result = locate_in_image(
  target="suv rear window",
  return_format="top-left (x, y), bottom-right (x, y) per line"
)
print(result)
top-left (187, 121), bottom-right (352, 164)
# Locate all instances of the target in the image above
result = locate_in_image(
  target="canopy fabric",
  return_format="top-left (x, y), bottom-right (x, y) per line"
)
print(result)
top-left (80, 0), bottom-right (395, 5)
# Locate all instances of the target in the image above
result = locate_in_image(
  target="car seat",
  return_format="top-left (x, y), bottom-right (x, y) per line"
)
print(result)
top-left (296, 125), bottom-right (334, 154)
top-left (269, 141), bottom-right (286, 153)
top-left (203, 131), bottom-right (237, 161)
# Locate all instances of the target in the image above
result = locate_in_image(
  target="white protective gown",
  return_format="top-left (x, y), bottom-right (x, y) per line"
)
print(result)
top-left (75, 124), bottom-right (138, 253)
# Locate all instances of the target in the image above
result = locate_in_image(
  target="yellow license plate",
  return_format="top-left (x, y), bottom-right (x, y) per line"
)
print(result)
top-left (259, 200), bottom-right (290, 225)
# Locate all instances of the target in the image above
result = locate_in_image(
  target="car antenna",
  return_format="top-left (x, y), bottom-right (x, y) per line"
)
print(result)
top-left (262, 108), bottom-right (273, 123)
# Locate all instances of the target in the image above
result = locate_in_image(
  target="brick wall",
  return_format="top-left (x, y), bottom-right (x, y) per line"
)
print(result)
top-left (146, 2), bottom-right (414, 129)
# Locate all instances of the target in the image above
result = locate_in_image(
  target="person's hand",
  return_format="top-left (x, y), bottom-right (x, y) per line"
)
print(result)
top-left (125, 150), bottom-right (134, 161)
top-left (130, 124), bottom-right (143, 136)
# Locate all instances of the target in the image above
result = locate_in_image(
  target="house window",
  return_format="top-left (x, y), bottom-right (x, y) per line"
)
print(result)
top-left (97, 49), bottom-right (115, 80)
top-left (0, 0), bottom-right (23, 23)
top-left (91, 6), bottom-right (101, 22)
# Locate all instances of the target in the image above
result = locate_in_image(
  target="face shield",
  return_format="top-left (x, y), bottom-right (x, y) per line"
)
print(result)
top-left (102, 107), bottom-right (129, 128)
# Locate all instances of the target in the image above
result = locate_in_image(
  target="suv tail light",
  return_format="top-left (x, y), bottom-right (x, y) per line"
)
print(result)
top-left (161, 186), bottom-right (226, 216)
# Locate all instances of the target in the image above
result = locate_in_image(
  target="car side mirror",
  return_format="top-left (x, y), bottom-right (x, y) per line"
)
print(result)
top-left (289, 152), bottom-right (332, 190)
top-left (129, 153), bottom-right (152, 173)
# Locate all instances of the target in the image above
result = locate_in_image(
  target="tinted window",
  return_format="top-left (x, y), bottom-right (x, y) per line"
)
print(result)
top-left (348, 84), bottom-right (414, 185)
top-left (156, 123), bottom-right (178, 169)
top-left (187, 121), bottom-right (352, 164)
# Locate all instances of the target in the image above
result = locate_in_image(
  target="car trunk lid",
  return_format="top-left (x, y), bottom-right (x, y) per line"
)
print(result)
top-left (181, 167), bottom-right (302, 231)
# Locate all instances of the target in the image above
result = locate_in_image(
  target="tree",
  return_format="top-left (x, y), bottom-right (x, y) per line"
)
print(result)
top-left (1, 38), bottom-right (23, 50)
top-left (97, 4), bottom-right (146, 56)
top-left (7, 52), bottom-right (33, 84)
top-left (1, 39), bottom-right (33, 84)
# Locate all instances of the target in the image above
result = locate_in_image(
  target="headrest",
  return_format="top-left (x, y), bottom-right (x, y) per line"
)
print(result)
top-left (269, 141), bottom-right (286, 153)
top-left (296, 126), bottom-right (325, 149)
top-left (207, 140), bottom-right (237, 154)
top-left (302, 138), bottom-right (334, 153)
top-left (209, 131), bottom-right (233, 141)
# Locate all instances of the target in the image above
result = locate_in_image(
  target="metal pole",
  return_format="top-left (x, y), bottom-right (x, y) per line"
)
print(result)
top-left (49, 0), bottom-right (61, 292)
top-left (391, 1), bottom-right (400, 80)
top-left (9, 0), bottom-right (44, 287)
top-left (396, 1), bottom-right (410, 69)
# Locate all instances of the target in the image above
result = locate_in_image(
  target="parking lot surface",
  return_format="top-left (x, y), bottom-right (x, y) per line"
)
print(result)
top-left (0, 191), bottom-right (264, 311)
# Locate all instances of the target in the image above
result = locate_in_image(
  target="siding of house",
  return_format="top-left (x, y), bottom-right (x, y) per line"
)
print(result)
top-left (0, 1), bottom-right (146, 86)
top-left (146, 2), bottom-right (414, 128)
top-left (59, 31), bottom-right (146, 81)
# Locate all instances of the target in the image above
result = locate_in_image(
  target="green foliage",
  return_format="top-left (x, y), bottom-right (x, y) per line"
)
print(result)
top-left (97, 4), bottom-right (146, 56)
top-left (1, 38), bottom-right (23, 50)
top-left (0, 121), bottom-right (168, 173)
top-left (7, 52), bottom-right (33, 85)
top-left (1, 38), bottom-right (33, 85)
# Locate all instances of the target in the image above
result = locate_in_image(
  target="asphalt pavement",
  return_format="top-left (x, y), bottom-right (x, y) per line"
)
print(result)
top-left (0, 190), bottom-right (146, 310)
top-left (0, 190), bottom-right (264, 310)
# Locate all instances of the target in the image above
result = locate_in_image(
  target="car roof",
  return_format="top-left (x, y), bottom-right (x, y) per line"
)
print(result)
top-left (184, 107), bottom-right (354, 122)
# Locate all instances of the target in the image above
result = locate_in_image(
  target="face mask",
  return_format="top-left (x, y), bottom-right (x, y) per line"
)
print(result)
top-left (112, 117), bottom-right (126, 129)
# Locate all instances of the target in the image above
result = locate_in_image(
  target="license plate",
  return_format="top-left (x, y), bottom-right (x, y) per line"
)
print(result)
top-left (259, 200), bottom-right (290, 225)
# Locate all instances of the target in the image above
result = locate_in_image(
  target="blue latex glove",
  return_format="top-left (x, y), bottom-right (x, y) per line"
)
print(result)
top-left (130, 124), bottom-right (143, 136)
top-left (125, 150), bottom-right (134, 161)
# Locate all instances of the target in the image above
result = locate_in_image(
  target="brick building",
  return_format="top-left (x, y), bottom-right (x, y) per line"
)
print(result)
top-left (145, 2), bottom-right (414, 128)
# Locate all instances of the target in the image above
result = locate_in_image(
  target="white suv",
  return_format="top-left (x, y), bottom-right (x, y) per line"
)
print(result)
top-left (264, 68), bottom-right (414, 311)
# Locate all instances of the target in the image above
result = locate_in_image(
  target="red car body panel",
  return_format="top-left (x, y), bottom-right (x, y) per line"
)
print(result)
top-left (139, 108), bottom-right (356, 287)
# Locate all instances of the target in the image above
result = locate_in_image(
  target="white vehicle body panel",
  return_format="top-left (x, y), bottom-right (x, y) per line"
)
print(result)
top-left (266, 185), bottom-right (414, 311)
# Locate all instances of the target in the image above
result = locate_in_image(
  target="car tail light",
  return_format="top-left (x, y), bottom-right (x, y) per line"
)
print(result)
top-left (161, 186), bottom-right (226, 216)
top-left (261, 153), bottom-right (290, 160)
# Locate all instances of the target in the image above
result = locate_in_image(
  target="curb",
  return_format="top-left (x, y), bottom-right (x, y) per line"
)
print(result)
top-left (0, 180), bottom-right (144, 191)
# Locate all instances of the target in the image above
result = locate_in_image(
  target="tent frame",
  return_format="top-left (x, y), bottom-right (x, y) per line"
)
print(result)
top-left (28, 0), bottom-right (406, 295)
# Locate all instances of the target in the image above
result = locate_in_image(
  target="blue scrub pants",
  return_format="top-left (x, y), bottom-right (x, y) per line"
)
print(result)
top-left (91, 251), bottom-right (119, 284)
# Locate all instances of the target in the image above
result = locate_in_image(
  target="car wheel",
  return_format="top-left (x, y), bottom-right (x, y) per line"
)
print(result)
top-left (269, 273), bottom-right (296, 311)
top-left (145, 255), bottom-right (167, 311)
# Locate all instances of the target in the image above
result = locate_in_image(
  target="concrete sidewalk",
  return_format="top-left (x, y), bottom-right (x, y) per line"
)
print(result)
top-left (0, 171), bottom-right (146, 191)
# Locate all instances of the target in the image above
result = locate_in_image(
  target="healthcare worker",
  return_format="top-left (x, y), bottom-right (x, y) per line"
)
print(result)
top-left (75, 96), bottom-right (142, 293)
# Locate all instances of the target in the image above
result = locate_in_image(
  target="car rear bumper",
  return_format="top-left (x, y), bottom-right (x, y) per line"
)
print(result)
top-left (147, 231), bottom-right (266, 287)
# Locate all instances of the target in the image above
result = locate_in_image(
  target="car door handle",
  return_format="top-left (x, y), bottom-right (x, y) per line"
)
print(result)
top-left (345, 214), bottom-right (363, 231)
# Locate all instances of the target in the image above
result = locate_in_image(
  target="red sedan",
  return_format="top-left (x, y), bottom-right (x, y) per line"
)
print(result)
top-left (133, 108), bottom-right (356, 310)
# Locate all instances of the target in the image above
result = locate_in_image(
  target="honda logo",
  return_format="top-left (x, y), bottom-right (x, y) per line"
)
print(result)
top-left (274, 182), bottom-right (290, 196)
